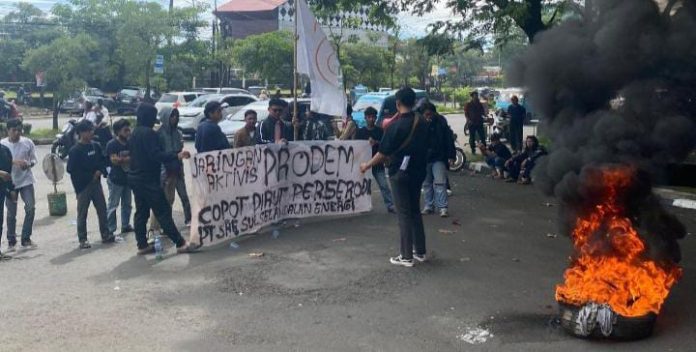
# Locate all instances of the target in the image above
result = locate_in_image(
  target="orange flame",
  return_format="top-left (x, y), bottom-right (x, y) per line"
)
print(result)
top-left (555, 167), bottom-right (682, 317)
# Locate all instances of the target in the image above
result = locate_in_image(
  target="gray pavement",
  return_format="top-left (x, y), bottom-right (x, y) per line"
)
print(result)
top-left (0, 144), bottom-right (695, 351)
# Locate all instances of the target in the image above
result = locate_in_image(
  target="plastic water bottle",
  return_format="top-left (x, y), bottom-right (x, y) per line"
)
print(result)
top-left (154, 236), bottom-right (164, 260)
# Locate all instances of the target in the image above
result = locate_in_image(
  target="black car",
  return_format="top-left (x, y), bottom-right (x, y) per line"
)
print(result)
top-left (115, 87), bottom-right (158, 115)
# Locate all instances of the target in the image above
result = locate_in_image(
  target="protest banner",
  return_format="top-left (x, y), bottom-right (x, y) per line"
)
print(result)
top-left (189, 140), bottom-right (373, 247)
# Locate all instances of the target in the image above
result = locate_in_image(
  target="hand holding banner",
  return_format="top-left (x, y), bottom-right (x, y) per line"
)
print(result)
top-left (189, 141), bottom-right (373, 247)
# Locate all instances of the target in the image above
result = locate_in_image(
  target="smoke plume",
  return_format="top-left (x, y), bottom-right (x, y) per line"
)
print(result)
top-left (510, 0), bottom-right (696, 263)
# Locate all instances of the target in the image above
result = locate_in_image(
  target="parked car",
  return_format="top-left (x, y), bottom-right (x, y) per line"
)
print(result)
top-left (247, 86), bottom-right (267, 97)
top-left (155, 91), bottom-right (207, 111)
top-left (193, 87), bottom-right (252, 95)
top-left (115, 87), bottom-right (159, 115)
top-left (60, 88), bottom-right (116, 116)
top-left (177, 93), bottom-right (258, 138)
top-left (352, 89), bottom-right (428, 127)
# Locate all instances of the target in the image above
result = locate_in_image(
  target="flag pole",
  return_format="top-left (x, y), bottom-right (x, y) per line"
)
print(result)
top-left (292, 0), bottom-right (299, 141)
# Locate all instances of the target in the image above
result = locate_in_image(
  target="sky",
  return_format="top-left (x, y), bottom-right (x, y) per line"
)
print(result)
top-left (0, 0), bottom-right (454, 38)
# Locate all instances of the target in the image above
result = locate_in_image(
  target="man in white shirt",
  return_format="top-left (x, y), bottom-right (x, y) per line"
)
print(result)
top-left (83, 101), bottom-right (98, 124)
top-left (1, 119), bottom-right (37, 251)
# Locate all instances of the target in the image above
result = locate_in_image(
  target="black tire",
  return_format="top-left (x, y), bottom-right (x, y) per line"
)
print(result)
top-left (449, 148), bottom-right (466, 172)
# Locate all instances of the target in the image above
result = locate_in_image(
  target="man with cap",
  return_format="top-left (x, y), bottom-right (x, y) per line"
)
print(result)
top-left (129, 103), bottom-right (197, 255)
top-left (67, 120), bottom-right (116, 249)
top-left (195, 101), bottom-right (230, 153)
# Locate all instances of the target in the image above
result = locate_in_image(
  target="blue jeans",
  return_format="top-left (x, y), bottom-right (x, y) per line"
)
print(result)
top-left (423, 161), bottom-right (448, 210)
top-left (107, 179), bottom-right (132, 234)
top-left (486, 156), bottom-right (507, 171)
top-left (372, 168), bottom-right (394, 210)
top-left (6, 184), bottom-right (35, 245)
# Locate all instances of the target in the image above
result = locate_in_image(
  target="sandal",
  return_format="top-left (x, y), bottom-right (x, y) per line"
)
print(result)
top-left (176, 241), bottom-right (201, 254)
top-left (137, 245), bottom-right (155, 255)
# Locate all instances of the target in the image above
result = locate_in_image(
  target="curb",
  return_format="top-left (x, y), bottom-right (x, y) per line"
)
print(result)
top-left (31, 138), bottom-right (54, 146)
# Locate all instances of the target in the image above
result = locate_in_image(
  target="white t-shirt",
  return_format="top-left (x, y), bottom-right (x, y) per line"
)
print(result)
top-left (1, 137), bottom-right (37, 189)
top-left (83, 111), bottom-right (98, 124)
top-left (99, 106), bottom-right (110, 121)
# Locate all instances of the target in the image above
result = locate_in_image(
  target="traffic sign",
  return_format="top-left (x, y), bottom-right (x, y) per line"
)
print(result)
top-left (154, 54), bottom-right (164, 74)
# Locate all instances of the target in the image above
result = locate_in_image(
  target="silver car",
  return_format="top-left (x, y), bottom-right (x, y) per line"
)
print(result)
top-left (177, 93), bottom-right (258, 138)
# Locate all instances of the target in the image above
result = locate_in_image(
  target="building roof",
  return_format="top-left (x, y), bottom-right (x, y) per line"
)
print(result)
top-left (216, 0), bottom-right (287, 13)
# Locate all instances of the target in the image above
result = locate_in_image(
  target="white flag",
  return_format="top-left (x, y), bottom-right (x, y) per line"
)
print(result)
top-left (296, 0), bottom-right (347, 117)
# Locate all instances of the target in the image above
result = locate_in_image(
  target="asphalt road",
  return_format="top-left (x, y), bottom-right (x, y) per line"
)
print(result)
top-left (1, 137), bottom-right (695, 351)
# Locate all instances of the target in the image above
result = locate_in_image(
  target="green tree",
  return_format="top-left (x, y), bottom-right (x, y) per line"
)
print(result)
top-left (0, 3), bottom-right (58, 82)
top-left (326, 0), bottom-right (581, 43)
top-left (115, 1), bottom-right (174, 101)
top-left (230, 31), bottom-right (294, 88)
top-left (23, 34), bottom-right (98, 128)
top-left (341, 43), bottom-right (390, 90)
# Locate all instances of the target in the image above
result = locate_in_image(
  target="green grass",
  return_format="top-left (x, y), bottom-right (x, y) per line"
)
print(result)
top-left (28, 128), bottom-right (60, 139)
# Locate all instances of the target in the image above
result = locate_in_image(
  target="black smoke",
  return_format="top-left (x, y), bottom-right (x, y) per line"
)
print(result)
top-left (510, 0), bottom-right (696, 263)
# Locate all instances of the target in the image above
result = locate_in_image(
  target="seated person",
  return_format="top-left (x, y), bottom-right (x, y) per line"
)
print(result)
top-left (479, 133), bottom-right (511, 179)
top-left (505, 135), bottom-right (547, 185)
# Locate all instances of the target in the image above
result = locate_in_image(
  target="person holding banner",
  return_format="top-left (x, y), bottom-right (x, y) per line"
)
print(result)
top-left (360, 88), bottom-right (429, 267)
top-left (233, 110), bottom-right (260, 148)
top-left (128, 104), bottom-right (197, 255)
top-left (336, 105), bottom-right (357, 140)
top-left (195, 101), bottom-right (230, 153)
top-left (356, 107), bottom-right (394, 213)
top-left (258, 99), bottom-right (293, 144)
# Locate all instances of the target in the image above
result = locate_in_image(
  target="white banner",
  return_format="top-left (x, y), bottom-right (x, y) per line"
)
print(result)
top-left (189, 141), bottom-right (373, 247)
top-left (296, 0), bottom-right (348, 117)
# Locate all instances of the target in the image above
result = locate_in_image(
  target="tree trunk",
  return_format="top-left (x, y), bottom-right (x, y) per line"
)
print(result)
top-left (145, 61), bottom-right (152, 103)
top-left (52, 99), bottom-right (59, 130)
top-left (521, 0), bottom-right (546, 42)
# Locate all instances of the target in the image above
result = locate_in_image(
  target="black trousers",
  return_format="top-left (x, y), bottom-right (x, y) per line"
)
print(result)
top-left (389, 171), bottom-right (426, 259)
top-left (468, 124), bottom-right (486, 153)
top-left (510, 121), bottom-right (523, 152)
top-left (129, 177), bottom-right (185, 250)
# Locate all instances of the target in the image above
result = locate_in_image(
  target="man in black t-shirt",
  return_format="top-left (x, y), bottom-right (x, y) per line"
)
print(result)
top-left (67, 120), bottom-right (115, 249)
top-left (105, 119), bottom-right (133, 236)
top-left (360, 87), bottom-right (428, 268)
top-left (355, 107), bottom-right (394, 213)
top-left (479, 133), bottom-right (512, 179)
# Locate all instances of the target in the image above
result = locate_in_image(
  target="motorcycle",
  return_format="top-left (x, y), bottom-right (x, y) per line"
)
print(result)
top-left (491, 110), bottom-right (510, 141)
top-left (449, 133), bottom-right (467, 172)
top-left (51, 119), bottom-right (78, 160)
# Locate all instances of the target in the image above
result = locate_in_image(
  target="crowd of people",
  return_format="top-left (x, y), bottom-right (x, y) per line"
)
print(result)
top-left (0, 87), bottom-right (546, 267)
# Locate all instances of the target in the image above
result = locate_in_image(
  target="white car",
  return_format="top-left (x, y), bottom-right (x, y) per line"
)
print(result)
top-left (177, 93), bottom-right (259, 138)
top-left (194, 87), bottom-right (252, 95)
top-left (155, 91), bottom-right (207, 111)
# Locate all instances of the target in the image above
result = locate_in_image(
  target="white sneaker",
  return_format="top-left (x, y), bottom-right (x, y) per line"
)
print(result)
top-left (412, 250), bottom-right (427, 262)
top-left (421, 208), bottom-right (434, 215)
top-left (389, 255), bottom-right (414, 267)
top-left (447, 189), bottom-right (453, 196)
top-left (439, 209), bottom-right (449, 218)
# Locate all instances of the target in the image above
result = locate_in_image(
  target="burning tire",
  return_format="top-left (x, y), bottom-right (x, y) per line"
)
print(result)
top-left (558, 303), bottom-right (657, 340)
